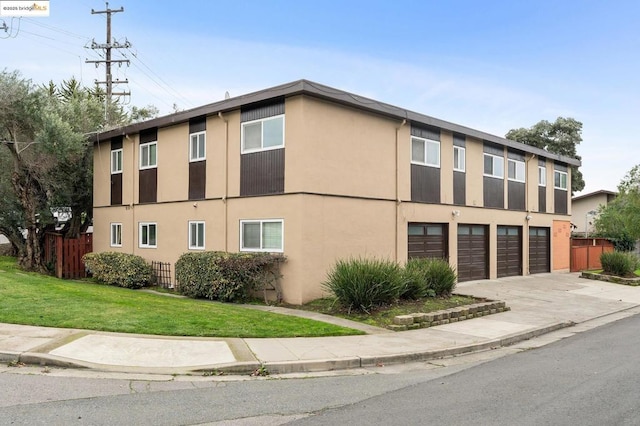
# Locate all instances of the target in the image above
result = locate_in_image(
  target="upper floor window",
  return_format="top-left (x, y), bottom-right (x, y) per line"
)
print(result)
top-left (241, 115), bottom-right (285, 153)
top-left (539, 166), bottom-right (547, 186)
top-left (453, 146), bottom-right (465, 172)
top-left (554, 170), bottom-right (568, 190)
top-left (507, 159), bottom-right (525, 182)
top-left (188, 221), bottom-right (205, 250)
top-left (110, 223), bottom-right (122, 247)
top-left (140, 142), bottom-right (157, 169)
top-left (190, 131), bottom-right (206, 162)
top-left (240, 219), bottom-right (283, 252)
top-left (484, 153), bottom-right (504, 178)
top-left (139, 222), bottom-right (157, 248)
top-left (111, 149), bottom-right (123, 174)
top-left (411, 136), bottom-right (440, 168)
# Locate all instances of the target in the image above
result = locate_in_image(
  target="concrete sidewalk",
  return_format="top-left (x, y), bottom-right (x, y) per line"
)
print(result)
top-left (1, 273), bottom-right (639, 376)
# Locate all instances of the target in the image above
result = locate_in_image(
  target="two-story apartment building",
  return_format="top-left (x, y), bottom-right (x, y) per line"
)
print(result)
top-left (93, 80), bottom-right (580, 304)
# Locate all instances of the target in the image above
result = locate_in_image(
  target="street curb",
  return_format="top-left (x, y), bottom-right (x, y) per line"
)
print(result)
top-left (254, 321), bottom-right (575, 375)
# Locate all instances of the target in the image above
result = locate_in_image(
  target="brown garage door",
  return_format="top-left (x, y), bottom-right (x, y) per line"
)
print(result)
top-left (457, 224), bottom-right (488, 282)
top-left (497, 226), bottom-right (522, 278)
top-left (529, 227), bottom-right (550, 274)
top-left (408, 223), bottom-right (448, 259)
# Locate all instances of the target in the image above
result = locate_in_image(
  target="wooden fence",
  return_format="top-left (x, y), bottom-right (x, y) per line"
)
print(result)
top-left (570, 238), bottom-right (614, 272)
top-left (44, 232), bottom-right (93, 279)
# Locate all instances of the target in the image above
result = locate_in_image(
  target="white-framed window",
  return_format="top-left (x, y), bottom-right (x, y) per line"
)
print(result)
top-left (241, 115), bottom-right (285, 153)
top-left (554, 170), bottom-right (568, 190)
top-left (140, 142), bottom-right (157, 169)
top-left (139, 222), bottom-right (157, 248)
top-left (507, 159), bottom-right (525, 182)
top-left (411, 136), bottom-right (440, 168)
top-left (240, 219), bottom-right (284, 252)
top-left (484, 153), bottom-right (504, 178)
top-left (188, 221), bottom-right (205, 250)
top-left (111, 149), bottom-right (123, 174)
top-left (189, 131), bottom-right (206, 162)
top-left (110, 223), bottom-right (122, 247)
top-left (539, 166), bottom-right (547, 187)
top-left (453, 146), bottom-right (465, 172)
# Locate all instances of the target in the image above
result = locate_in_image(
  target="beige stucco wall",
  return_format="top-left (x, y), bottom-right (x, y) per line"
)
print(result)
top-left (572, 193), bottom-right (608, 235)
top-left (285, 96), bottom-right (399, 200)
top-left (465, 137), bottom-right (484, 207)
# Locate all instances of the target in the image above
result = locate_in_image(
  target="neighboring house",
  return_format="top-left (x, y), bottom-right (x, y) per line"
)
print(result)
top-left (571, 190), bottom-right (617, 237)
top-left (0, 234), bottom-right (8, 245)
top-left (92, 80), bottom-right (580, 304)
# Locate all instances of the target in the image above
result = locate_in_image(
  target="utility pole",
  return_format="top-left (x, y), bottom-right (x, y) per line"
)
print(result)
top-left (86, 2), bottom-right (130, 122)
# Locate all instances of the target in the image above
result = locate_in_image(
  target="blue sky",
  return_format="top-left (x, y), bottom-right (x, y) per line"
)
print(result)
top-left (2, 0), bottom-right (639, 195)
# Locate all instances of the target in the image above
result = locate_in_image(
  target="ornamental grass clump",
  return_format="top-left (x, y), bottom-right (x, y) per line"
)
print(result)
top-left (402, 258), bottom-right (457, 298)
top-left (323, 257), bottom-right (404, 313)
top-left (600, 251), bottom-right (639, 277)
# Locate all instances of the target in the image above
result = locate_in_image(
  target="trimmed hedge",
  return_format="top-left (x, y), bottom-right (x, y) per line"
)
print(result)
top-left (601, 251), bottom-right (639, 277)
top-left (83, 252), bottom-right (153, 289)
top-left (175, 251), bottom-right (285, 303)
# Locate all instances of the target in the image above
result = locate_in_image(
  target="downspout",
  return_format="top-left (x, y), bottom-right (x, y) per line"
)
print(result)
top-left (395, 118), bottom-right (407, 262)
top-left (128, 134), bottom-right (135, 252)
top-left (219, 112), bottom-right (229, 251)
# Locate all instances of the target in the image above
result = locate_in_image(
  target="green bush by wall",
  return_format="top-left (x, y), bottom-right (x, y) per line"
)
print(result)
top-left (83, 252), bottom-right (153, 288)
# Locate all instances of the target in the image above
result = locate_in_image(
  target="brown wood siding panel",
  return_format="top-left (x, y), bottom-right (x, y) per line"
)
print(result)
top-left (110, 173), bottom-right (122, 205)
top-left (240, 148), bottom-right (285, 196)
top-left (508, 181), bottom-right (525, 210)
top-left (483, 177), bottom-right (504, 209)
top-left (408, 224), bottom-right (448, 260)
top-left (140, 128), bottom-right (157, 144)
top-left (411, 164), bottom-right (441, 203)
top-left (457, 225), bottom-right (488, 282)
top-left (554, 189), bottom-right (568, 214)
top-left (139, 168), bottom-right (157, 203)
top-left (241, 101), bottom-right (285, 122)
top-left (411, 125), bottom-right (441, 141)
top-left (110, 136), bottom-right (122, 150)
top-left (189, 160), bottom-right (206, 200)
top-left (497, 226), bottom-right (522, 278)
top-left (189, 116), bottom-right (206, 133)
top-left (453, 171), bottom-right (465, 206)
top-left (529, 227), bottom-right (550, 273)
top-left (538, 186), bottom-right (547, 213)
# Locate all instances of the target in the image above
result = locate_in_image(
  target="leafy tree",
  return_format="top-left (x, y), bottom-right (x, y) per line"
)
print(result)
top-left (0, 70), bottom-right (157, 271)
top-left (506, 117), bottom-right (585, 194)
top-left (594, 165), bottom-right (640, 250)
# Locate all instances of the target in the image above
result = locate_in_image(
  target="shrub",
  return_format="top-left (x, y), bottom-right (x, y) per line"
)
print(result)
top-left (402, 258), bottom-right (457, 298)
top-left (425, 258), bottom-right (457, 296)
top-left (83, 252), bottom-right (153, 289)
top-left (402, 258), bottom-right (430, 299)
top-left (600, 251), bottom-right (639, 277)
top-left (323, 257), bottom-right (404, 313)
top-left (175, 251), bottom-right (285, 303)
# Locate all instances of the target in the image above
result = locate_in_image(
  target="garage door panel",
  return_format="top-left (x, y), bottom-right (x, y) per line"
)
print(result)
top-left (457, 226), bottom-right (488, 282)
top-left (497, 226), bottom-right (522, 278)
top-left (529, 227), bottom-right (550, 274)
top-left (408, 223), bottom-right (448, 260)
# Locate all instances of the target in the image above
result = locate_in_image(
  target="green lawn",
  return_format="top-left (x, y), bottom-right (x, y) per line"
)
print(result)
top-left (0, 256), bottom-right (361, 338)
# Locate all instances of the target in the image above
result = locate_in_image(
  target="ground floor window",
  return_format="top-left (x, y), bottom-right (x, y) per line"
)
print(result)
top-left (139, 222), bottom-right (157, 248)
top-left (110, 223), bottom-right (122, 247)
top-left (189, 221), bottom-right (205, 250)
top-left (240, 219), bottom-right (283, 252)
